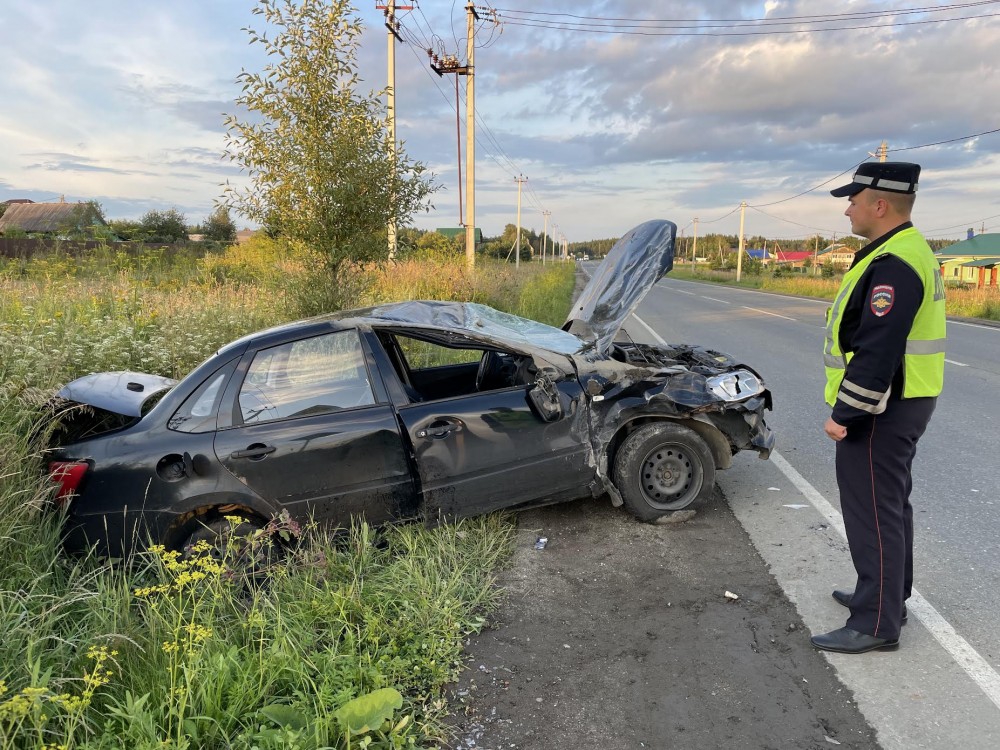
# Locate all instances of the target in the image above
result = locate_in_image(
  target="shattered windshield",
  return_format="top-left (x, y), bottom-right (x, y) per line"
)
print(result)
top-left (369, 301), bottom-right (585, 355)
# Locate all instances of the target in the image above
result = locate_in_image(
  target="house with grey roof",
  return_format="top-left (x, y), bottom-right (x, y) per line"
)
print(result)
top-left (0, 199), bottom-right (106, 236)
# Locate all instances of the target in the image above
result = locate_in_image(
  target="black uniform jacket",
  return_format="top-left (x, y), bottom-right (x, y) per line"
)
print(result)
top-left (833, 222), bottom-right (925, 427)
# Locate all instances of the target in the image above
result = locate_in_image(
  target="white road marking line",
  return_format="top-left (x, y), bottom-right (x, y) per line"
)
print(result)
top-left (945, 359), bottom-right (968, 367)
top-left (673, 289), bottom-right (697, 295)
top-left (702, 296), bottom-right (731, 304)
top-left (770, 450), bottom-right (1000, 712)
top-left (741, 305), bottom-right (797, 321)
top-left (949, 320), bottom-right (1000, 331)
top-left (632, 314), bottom-right (666, 344)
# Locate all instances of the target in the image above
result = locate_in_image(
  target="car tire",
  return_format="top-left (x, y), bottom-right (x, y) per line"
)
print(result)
top-left (179, 513), bottom-right (278, 570)
top-left (613, 422), bottom-right (716, 521)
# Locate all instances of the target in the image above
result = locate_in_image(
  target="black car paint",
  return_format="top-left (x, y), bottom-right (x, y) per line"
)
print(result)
top-left (48, 219), bottom-right (776, 557)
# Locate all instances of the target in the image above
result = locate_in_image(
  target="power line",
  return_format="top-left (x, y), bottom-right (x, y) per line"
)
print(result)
top-left (395, 13), bottom-right (551, 221)
top-left (492, 2), bottom-right (1000, 25)
top-left (492, 2), bottom-right (1000, 36)
top-left (889, 126), bottom-right (1000, 151)
top-left (696, 204), bottom-right (741, 225)
top-left (747, 205), bottom-right (842, 236)
top-left (749, 161), bottom-right (866, 208)
top-left (924, 212), bottom-right (1000, 233)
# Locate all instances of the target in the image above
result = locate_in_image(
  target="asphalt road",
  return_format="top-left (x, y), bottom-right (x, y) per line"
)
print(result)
top-left (628, 273), bottom-right (1000, 749)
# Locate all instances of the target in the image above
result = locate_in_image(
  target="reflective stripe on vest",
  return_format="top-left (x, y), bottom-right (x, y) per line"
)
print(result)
top-left (823, 227), bottom-right (946, 409)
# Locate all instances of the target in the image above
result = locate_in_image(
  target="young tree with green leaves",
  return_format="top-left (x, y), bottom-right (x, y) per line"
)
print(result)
top-left (139, 209), bottom-right (189, 243)
top-left (57, 200), bottom-right (108, 239)
top-left (203, 206), bottom-right (238, 245)
top-left (223, 0), bottom-right (435, 274)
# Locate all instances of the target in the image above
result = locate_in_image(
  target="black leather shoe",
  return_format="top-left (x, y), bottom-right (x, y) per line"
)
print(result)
top-left (810, 627), bottom-right (899, 654)
top-left (832, 588), bottom-right (908, 625)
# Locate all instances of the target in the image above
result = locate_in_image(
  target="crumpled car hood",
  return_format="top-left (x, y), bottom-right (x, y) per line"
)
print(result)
top-left (56, 371), bottom-right (177, 418)
top-left (563, 219), bottom-right (675, 356)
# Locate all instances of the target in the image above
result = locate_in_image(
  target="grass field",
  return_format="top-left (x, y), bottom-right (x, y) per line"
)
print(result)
top-left (0, 240), bottom-right (576, 750)
top-left (670, 264), bottom-right (1000, 321)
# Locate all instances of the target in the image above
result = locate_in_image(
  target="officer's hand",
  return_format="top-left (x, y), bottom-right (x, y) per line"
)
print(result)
top-left (824, 417), bottom-right (847, 442)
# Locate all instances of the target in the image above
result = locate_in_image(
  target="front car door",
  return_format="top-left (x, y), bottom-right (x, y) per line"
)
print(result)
top-left (213, 328), bottom-right (417, 526)
top-left (384, 331), bottom-right (594, 518)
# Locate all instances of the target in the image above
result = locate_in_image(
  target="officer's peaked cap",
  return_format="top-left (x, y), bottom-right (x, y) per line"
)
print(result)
top-left (830, 162), bottom-right (920, 197)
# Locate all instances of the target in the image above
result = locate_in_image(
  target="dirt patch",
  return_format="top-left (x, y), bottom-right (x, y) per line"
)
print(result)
top-left (445, 490), bottom-right (879, 749)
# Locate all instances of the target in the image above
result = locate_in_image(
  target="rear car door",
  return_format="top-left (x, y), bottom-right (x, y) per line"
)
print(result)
top-left (213, 328), bottom-right (417, 526)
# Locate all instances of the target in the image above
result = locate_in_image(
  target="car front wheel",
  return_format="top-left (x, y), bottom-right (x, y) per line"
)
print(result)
top-left (613, 422), bottom-right (716, 521)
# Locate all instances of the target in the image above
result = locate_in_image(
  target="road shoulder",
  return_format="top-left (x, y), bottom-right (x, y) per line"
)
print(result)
top-left (446, 492), bottom-right (879, 749)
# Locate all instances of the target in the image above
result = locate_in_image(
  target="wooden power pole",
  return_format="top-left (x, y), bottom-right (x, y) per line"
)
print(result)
top-left (378, 1), bottom-right (411, 259)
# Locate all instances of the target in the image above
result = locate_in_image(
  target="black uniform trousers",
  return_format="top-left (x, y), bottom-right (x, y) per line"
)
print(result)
top-left (835, 394), bottom-right (936, 640)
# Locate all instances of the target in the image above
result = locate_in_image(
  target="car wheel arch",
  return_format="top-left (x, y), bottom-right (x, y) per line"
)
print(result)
top-left (607, 415), bottom-right (731, 473)
top-left (164, 495), bottom-right (275, 550)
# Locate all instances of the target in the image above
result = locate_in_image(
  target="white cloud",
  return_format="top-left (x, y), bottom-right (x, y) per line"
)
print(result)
top-left (1, 1), bottom-right (998, 239)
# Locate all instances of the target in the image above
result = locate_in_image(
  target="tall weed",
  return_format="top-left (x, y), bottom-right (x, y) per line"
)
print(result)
top-left (1, 245), bottom-right (573, 748)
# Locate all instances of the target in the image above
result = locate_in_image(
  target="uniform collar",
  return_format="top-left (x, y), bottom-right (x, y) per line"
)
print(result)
top-left (849, 221), bottom-right (913, 270)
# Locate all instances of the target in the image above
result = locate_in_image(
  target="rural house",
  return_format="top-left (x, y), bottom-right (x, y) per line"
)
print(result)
top-left (935, 233), bottom-right (1000, 287)
top-left (0, 198), bottom-right (105, 236)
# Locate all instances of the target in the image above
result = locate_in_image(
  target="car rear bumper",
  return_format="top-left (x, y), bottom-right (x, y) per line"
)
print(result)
top-left (62, 508), bottom-right (179, 558)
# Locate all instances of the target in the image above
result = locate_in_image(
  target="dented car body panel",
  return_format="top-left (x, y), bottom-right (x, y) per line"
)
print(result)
top-left (45, 219), bottom-right (774, 557)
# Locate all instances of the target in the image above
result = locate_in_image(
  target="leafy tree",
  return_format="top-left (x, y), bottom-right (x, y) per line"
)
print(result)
top-left (139, 209), bottom-right (189, 243)
top-left (203, 206), bottom-right (238, 244)
top-left (57, 200), bottom-right (108, 239)
top-left (224, 0), bottom-right (435, 276)
top-left (107, 219), bottom-right (143, 241)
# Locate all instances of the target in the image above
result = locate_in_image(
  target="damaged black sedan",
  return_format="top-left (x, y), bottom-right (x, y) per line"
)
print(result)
top-left (45, 220), bottom-right (774, 557)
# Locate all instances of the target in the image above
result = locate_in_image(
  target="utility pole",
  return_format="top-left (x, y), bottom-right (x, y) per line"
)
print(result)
top-left (869, 140), bottom-right (888, 163)
top-left (514, 175), bottom-right (526, 269)
top-left (426, 3), bottom-right (490, 268)
top-left (736, 201), bottom-right (747, 282)
top-left (464, 3), bottom-right (478, 269)
top-left (813, 234), bottom-right (819, 276)
top-left (541, 210), bottom-right (551, 265)
top-left (378, 1), bottom-right (411, 259)
top-left (692, 216), bottom-right (699, 265)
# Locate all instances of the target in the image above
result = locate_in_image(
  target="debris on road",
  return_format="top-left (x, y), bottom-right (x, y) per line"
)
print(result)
top-left (654, 509), bottom-right (697, 525)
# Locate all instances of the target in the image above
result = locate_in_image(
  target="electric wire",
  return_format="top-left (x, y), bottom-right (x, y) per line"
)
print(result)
top-left (399, 21), bottom-right (547, 220)
top-left (491, 2), bottom-right (1000, 25)
top-left (747, 205), bottom-right (842, 236)
top-left (491, 2), bottom-right (1000, 36)
top-left (497, 13), bottom-right (1000, 37)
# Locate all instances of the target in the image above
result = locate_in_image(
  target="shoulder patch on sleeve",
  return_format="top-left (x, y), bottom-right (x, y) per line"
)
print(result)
top-left (870, 284), bottom-right (895, 317)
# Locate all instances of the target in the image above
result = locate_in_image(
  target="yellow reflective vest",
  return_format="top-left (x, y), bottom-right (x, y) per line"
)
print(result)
top-left (824, 227), bottom-right (946, 409)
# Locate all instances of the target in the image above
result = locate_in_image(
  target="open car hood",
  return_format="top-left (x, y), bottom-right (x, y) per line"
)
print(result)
top-left (56, 371), bottom-right (178, 418)
top-left (563, 219), bottom-right (676, 355)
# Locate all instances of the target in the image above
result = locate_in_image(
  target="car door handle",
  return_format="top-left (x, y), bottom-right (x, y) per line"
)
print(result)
top-left (230, 444), bottom-right (276, 460)
top-left (417, 420), bottom-right (464, 439)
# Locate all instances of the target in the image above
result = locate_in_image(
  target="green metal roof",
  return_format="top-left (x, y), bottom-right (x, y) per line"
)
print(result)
top-left (961, 257), bottom-right (999, 267)
top-left (935, 233), bottom-right (1000, 258)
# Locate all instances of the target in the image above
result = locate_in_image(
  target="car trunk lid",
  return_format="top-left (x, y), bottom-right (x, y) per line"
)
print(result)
top-left (56, 371), bottom-right (177, 418)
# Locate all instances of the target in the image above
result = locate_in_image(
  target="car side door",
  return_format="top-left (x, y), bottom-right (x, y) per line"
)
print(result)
top-left (385, 333), bottom-right (594, 518)
top-left (213, 328), bottom-right (418, 526)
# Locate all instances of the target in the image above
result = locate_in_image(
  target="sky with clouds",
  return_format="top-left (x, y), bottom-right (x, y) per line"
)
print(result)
top-left (2, 1), bottom-right (999, 243)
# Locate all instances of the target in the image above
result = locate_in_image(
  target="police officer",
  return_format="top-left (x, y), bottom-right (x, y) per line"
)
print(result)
top-left (811, 162), bottom-right (946, 654)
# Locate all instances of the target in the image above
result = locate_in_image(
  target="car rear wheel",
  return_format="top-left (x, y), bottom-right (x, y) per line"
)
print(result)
top-left (613, 422), bottom-right (716, 521)
top-left (179, 513), bottom-right (279, 571)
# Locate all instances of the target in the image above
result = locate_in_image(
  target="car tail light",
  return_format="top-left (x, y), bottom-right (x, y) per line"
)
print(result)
top-left (48, 461), bottom-right (89, 506)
